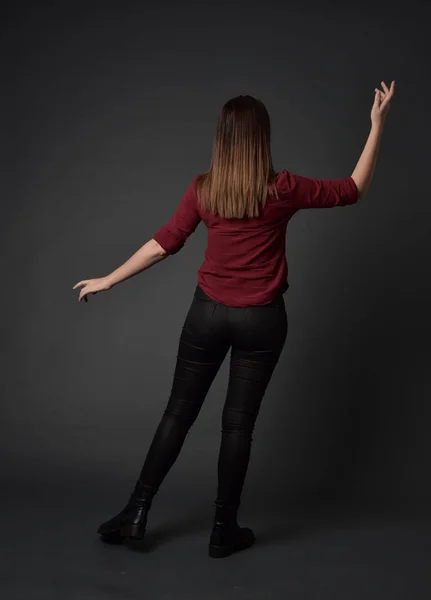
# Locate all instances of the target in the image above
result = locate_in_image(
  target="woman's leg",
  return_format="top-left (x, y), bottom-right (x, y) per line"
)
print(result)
top-left (215, 298), bottom-right (288, 509)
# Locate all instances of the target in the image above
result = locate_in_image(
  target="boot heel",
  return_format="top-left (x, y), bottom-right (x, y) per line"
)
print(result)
top-left (208, 536), bottom-right (255, 558)
top-left (120, 523), bottom-right (146, 539)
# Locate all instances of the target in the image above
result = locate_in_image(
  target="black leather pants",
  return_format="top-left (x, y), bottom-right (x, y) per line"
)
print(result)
top-left (138, 285), bottom-right (288, 507)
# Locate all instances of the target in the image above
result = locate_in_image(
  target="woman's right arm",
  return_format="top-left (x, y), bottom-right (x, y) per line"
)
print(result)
top-left (351, 80), bottom-right (395, 199)
top-left (278, 80), bottom-right (395, 209)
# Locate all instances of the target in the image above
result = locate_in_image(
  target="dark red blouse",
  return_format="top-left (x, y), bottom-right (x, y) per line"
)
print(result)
top-left (153, 170), bottom-right (359, 307)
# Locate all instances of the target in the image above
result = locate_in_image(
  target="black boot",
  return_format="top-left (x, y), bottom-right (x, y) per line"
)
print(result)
top-left (97, 480), bottom-right (156, 542)
top-left (208, 502), bottom-right (256, 558)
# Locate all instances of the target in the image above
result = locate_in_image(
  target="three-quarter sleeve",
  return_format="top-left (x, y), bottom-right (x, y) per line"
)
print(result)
top-left (277, 169), bottom-right (359, 209)
top-left (152, 176), bottom-right (202, 255)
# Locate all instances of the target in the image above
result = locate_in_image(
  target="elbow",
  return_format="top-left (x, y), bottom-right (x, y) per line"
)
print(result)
top-left (151, 238), bottom-right (169, 258)
top-left (350, 175), bottom-right (365, 201)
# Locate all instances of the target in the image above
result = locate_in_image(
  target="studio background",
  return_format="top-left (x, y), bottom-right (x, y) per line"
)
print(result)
top-left (1, 1), bottom-right (430, 598)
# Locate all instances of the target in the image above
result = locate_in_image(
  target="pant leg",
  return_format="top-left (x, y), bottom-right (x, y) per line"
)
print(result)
top-left (138, 289), bottom-right (231, 494)
top-left (215, 296), bottom-right (288, 507)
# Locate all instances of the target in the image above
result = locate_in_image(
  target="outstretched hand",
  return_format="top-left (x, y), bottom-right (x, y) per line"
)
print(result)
top-left (73, 277), bottom-right (112, 303)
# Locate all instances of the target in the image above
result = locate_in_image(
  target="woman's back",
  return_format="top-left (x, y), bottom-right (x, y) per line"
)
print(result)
top-left (153, 169), bottom-right (358, 306)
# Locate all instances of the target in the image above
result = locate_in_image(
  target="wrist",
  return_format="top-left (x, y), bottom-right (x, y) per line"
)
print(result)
top-left (104, 274), bottom-right (116, 288)
top-left (371, 121), bottom-right (384, 135)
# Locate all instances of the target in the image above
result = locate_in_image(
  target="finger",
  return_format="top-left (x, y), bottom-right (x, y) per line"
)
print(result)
top-left (387, 80), bottom-right (395, 98)
top-left (381, 80), bottom-right (389, 94)
top-left (381, 96), bottom-right (391, 109)
top-left (374, 90), bottom-right (382, 105)
top-left (73, 280), bottom-right (89, 289)
top-left (381, 86), bottom-right (393, 104)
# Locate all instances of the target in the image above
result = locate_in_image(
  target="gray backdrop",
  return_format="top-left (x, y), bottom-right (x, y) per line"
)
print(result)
top-left (2, 1), bottom-right (430, 521)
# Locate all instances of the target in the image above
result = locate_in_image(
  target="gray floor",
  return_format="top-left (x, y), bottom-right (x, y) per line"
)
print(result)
top-left (1, 475), bottom-right (430, 600)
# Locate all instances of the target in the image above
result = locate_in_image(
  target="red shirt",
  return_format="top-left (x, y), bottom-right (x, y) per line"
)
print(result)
top-left (153, 170), bottom-right (359, 307)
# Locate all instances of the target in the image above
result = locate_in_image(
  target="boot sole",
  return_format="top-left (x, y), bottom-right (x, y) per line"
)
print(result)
top-left (208, 537), bottom-right (255, 558)
top-left (98, 529), bottom-right (124, 544)
top-left (120, 523), bottom-right (146, 540)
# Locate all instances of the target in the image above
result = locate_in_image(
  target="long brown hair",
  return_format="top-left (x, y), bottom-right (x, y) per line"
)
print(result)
top-left (195, 95), bottom-right (279, 219)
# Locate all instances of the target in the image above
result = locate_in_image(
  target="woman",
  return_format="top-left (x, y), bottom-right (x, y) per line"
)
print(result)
top-left (73, 81), bottom-right (395, 558)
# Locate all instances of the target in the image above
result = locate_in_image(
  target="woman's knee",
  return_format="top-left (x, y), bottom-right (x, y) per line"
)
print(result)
top-left (221, 408), bottom-right (257, 435)
top-left (163, 396), bottom-right (200, 428)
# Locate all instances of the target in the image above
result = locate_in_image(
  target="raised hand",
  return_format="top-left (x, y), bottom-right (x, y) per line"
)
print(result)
top-left (371, 80), bottom-right (395, 128)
